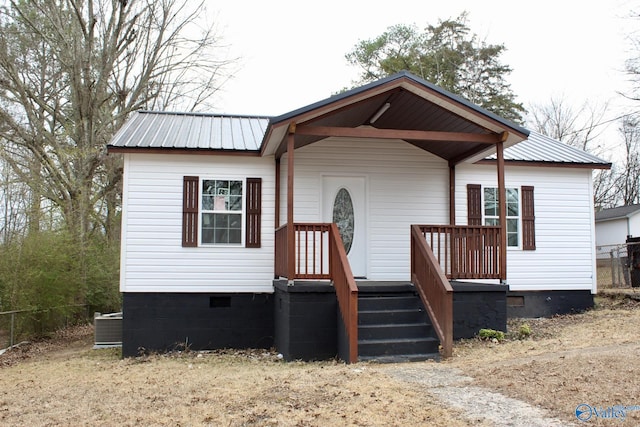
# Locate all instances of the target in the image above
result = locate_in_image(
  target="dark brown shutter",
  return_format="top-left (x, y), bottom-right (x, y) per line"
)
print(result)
top-left (245, 178), bottom-right (262, 248)
top-left (182, 176), bottom-right (199, 247)
top-left (467, 184), bottom-right (482, 225)
top-left (521, 186), bottom-right (536, 250)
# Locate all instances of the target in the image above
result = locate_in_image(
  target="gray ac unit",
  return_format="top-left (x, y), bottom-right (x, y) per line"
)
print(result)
top-left (94, 312), bottom-right (122, 348)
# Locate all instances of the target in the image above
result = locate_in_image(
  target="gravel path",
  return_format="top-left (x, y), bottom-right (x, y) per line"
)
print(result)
top-left (385, 365), bottom-right (576, 427)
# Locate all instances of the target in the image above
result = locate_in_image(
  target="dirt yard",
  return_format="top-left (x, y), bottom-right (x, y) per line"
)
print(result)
top-left (1, 290), bottom-right (639, 426)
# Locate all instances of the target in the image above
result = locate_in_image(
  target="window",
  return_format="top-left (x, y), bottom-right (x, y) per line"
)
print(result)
top-left (484, 187), bottom-right (519, 248)
top-left (466, 184), bottom-right (535, 251)
top-left (201, 179), bottom-right (243, 244)
top-left (182, 176), bottom-right (262, 248)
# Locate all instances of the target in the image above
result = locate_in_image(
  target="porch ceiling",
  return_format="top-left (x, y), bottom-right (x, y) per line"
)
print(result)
top-left (261, 72), bottom-right (529, 164)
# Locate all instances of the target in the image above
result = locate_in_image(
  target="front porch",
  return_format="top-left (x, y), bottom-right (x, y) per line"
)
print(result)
top-left (274, 223), bottom-right (507, 362)
top-left (263, 73), bottom-right (527, 362)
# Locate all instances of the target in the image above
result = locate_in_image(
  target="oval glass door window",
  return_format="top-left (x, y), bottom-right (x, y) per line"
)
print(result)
top-left (333, 188), bottom-right (355, 254)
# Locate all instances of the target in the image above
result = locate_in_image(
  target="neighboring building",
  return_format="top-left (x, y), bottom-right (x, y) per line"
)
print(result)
top-left (108, 72), bottom-right (610, 362)
top-left (595, 205), bottom-right (640, 258)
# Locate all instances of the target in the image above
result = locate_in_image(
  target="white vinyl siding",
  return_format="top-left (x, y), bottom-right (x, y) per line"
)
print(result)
top-left (120, 153), bottom-right (275, 293)
top-left (595, 218), bottom-right (627, 258)
top-left (279, 138), bottom-right (449, 280)
top-left (455, 164), bottom-right (597, 292)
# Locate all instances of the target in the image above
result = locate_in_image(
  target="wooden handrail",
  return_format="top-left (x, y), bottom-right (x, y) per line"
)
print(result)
top-left (411, 225), bottom-right (453, 358)
top-left (418, 225), bottom-right (503, 280)
top-left (329, 223), bottom-right (358, 363)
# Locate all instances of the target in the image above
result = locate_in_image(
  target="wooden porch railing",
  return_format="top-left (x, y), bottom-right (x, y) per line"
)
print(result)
top-left (417, 225), bottom-right (503, 280)
top-left (328, 223), bottom-right (358, 364)
top-left (274, 223), bottom-right (358, 363)
top-left (410, 225), bottom-right (453, 358)
top-left (275, 223), bottom-right (331, 279)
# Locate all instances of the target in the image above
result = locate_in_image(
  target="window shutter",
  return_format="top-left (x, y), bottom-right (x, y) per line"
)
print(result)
top-left (182, 176), bottom-right (199, 247)
top-left (246, 177), bottom-right (262, 248)
top-left (521, 186), bottom-right (536, 250)
top-left (467, 184), bottom-right (482, 225)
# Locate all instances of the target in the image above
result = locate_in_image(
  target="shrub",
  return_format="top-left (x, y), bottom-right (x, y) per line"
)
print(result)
top-left (0, 231), bottom-right (120, 338)
top-left (478, 328), bottom-right (505, 342)
top-left (518, 323), bottom-right (532, 339)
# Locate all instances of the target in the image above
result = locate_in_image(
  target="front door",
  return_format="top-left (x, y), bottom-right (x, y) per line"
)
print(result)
top-left (322, 176), bottom-right (367, 278)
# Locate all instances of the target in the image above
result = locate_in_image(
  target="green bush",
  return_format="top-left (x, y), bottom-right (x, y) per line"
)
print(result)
top-left (518, 323), bottom-right (532, 339)
top-left (0, 231), bottom-right (120, 338)
top-left (478, 328), bottom-right (505, 342)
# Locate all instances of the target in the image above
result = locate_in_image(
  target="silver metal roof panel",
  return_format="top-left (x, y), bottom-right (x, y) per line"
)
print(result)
top-left (108, 111), bottom-right (269, 151)
top-left (486, 130), bottom-right (610, 166)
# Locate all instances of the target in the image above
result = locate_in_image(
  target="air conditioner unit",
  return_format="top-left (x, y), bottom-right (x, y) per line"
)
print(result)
top-left (94, 312), bottom-right (122, 348)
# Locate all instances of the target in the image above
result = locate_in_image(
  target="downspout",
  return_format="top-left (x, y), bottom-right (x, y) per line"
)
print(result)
top-left (275, 159), bottom-right (280, 228)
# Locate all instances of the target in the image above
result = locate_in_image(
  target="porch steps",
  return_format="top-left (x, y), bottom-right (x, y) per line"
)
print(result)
top-left (357, 282), bottom-right (440, 363)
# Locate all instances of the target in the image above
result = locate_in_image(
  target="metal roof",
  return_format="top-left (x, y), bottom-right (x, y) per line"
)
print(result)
top-left (108, 111), bottom-right (610, 168)
top-left (595, 204), bottom-right (640, 222)
top-left (108, 111), bottom-right (269, 151)
top-left (486, 131), bottom-right (611, 167)
top-left (270, 71), bottom-right (530, 137)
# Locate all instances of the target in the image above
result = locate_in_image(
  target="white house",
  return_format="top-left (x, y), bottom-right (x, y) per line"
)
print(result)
top-left (595, 204), bottom-right (640, 258)
top-left (108, 72), bottom-right (610, 362)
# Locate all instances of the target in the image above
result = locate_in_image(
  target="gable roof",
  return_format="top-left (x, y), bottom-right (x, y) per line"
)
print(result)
top-left (595, 205), bottom-right (640, 222)
top-left (260, 71), bottom-right (530, 162)
top-left (270, 71), bottom-right (529, 135)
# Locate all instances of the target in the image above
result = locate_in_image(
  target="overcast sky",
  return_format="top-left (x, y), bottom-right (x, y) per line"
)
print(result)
top-left (211, 0), bottom-right (637, 128)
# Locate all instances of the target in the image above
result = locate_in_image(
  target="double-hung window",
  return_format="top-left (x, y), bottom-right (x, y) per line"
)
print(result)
top-left (467, 184), bottom-right (535, 251)
top-left (201, 179), bottom-right (243, 245)
top-left (182, 176), bottom-right (262, 248)
top-left (484, 187), bottom-right (519, 248)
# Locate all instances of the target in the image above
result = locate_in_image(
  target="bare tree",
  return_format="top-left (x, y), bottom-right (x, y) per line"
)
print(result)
top-left (0, 153), bottom-right (28, 243)
top-left (527, 96), bottom-right (616, 208)
top-left (615, 116), bottom-right (640, 205)
top-left (0, 0), bottom-right (234, 242)
top-left (527, 97), bottom-right (608, 152)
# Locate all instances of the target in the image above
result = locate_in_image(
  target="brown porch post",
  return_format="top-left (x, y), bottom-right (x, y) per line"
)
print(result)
top-left (287, 123), bottom-right (296, 282)
top-left (449, 164), bottom-right (456, 225)
top-left (496, 138), bottom-right (507, 281)
top-left (275, 159), bottom-right (281, 228)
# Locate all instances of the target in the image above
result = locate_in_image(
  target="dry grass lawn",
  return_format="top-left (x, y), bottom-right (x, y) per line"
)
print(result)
top-left (1, 290), bottom-right (639, 426)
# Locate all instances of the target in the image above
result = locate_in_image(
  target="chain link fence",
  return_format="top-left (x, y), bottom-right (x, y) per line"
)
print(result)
top-left (596, 241), bottom-right (640, 289)
top-left (0, 304), bottom-right (90, 350)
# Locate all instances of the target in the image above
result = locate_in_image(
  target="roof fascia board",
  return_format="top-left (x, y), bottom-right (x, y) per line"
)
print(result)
top-left (475, 159), bottom-right (612, 169)
top-left (106, 147), bottom-right (261, 156)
